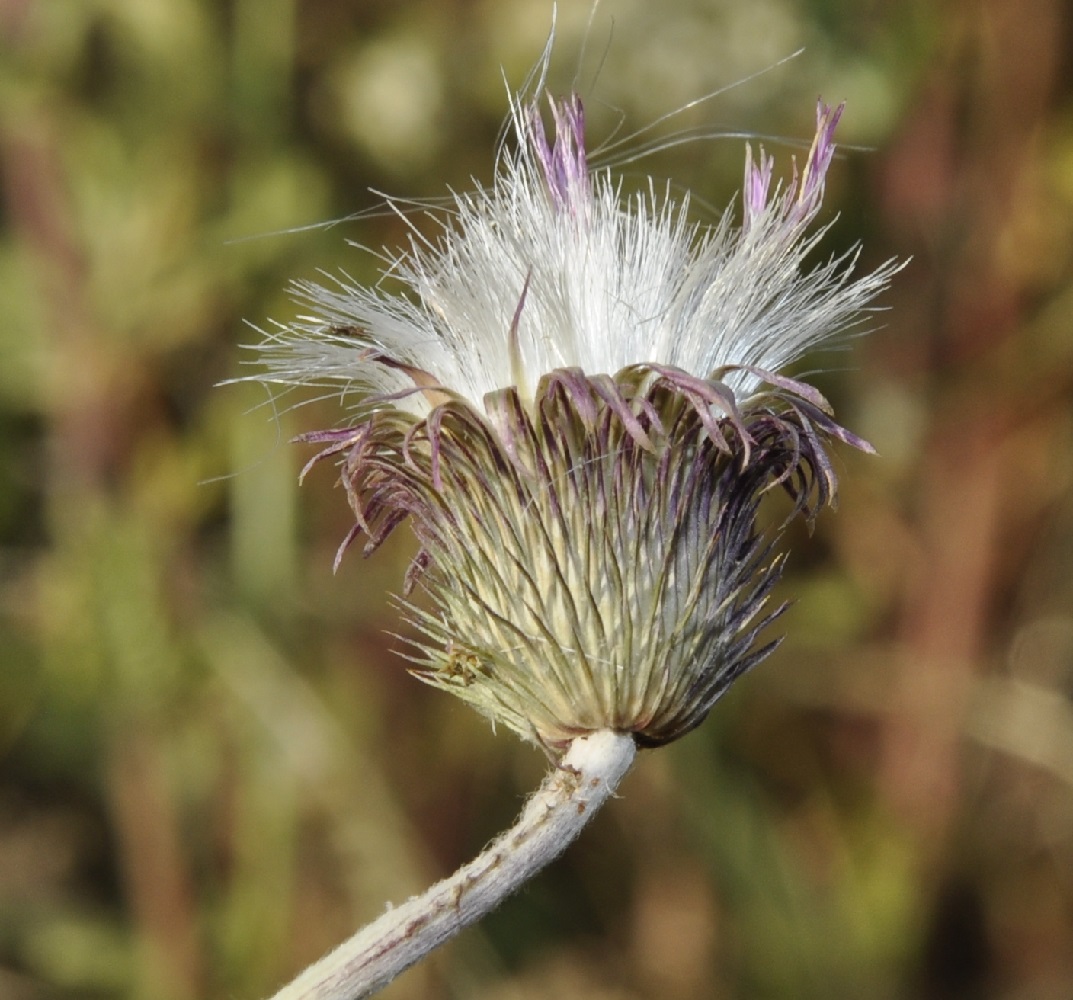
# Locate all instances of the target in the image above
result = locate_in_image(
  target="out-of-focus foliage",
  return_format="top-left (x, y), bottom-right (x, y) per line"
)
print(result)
top-left (1, 1), bottom-right (1071, 998)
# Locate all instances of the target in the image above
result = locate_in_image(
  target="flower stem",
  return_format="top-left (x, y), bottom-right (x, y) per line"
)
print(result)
top-left (267, 729), bottom-right (638, 1000)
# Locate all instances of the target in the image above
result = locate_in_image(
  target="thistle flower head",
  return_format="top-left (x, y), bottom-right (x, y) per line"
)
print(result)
top-left (255, 70), bottom-right (897, 751)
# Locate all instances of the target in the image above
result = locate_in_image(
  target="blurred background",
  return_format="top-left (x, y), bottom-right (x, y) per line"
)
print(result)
top-left (2, 0), bottom-right (1072, 997)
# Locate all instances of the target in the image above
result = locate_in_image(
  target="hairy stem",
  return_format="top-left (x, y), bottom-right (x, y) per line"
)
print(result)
top-left (267, 729), bottom-right (638, 1000)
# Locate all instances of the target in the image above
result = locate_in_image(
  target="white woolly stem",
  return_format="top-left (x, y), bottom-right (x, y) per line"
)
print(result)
top-left (267, 729), bottom-right (637, 1000)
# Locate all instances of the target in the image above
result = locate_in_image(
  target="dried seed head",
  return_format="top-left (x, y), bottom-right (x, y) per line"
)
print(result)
top-left (254, 71), bottom-right (897, 750)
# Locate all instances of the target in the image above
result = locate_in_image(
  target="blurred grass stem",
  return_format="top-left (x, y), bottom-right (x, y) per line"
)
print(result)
top-left (268, 729), bottom-right (637, 999)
